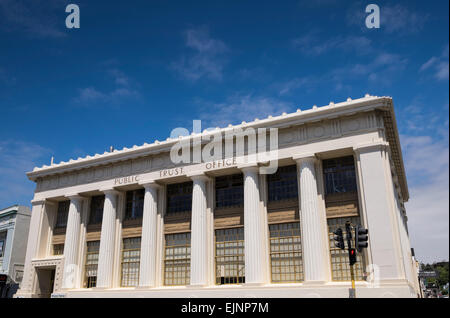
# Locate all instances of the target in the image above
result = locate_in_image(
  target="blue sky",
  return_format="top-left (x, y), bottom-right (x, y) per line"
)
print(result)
top-left (0, 0), bottom-right (448, 263)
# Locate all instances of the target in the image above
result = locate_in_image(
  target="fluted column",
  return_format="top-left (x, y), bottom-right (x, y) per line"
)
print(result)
top-left (96, 189), bottom-right (119, 289)
top-left (189, 174), bottom-right (209, 286)
top-left (295, 154), bottom-right (328, 283)
top-left (62, 195), bottom-right (84, 289)
top-left (242, 166), bottom-right (265, 284)
top-left (138, 182), bottom-right (160, 288)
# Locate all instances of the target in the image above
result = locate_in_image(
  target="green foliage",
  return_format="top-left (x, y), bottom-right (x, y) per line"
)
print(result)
top-left (420, 261), bottom-right (449, 294)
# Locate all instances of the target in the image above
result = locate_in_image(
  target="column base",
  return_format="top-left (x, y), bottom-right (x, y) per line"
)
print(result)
top-left (244, 282), bottom-right (267, 287)
top-left (302, 280), bottom-right (327, 286)
top-left (136, 285), bottom-right (156, 290)
top-left (187, 283), bottom-right (209, 288)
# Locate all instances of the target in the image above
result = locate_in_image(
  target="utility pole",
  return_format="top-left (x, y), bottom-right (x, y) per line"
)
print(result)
top-left (345, 221), bottom-right (357, 298)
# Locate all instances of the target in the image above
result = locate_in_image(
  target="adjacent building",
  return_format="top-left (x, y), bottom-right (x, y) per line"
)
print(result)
top-left (15, 95), bottom-right (420, 298)
top-left (0, 205), bottom-right (32, 298)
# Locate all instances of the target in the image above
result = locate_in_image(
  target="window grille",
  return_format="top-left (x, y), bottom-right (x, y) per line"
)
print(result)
top-left (323, 156), bottom-right (357, 195)
top-left (166, 182), bottom-right (193, 214)
top-left (121, 237), bottom-right (141, 287)
top-left (267, 165), bottom-right (298, 202)
top-left (0, 231), bottom-right (6, 258)
top-left (215, 174), bottom-right (244, 208)
top-left (327, 217), bottom-right (366, 281)
top-left (215, 228), bottom-right (245, 285)
top-left (55, 200), bottom-right (70, 228)
top-left (269, 222), bottom-right (303, 282)
top-left (164, 232), bottom-right (191, 286)
top-left (125, 189), bottom-right (145, 220)
top-left (89, 195), bottom-right (105, 225)
top-left (53, 244), bottom-right (64, 256)
top-left (84, 240), bottom-right (100, 288)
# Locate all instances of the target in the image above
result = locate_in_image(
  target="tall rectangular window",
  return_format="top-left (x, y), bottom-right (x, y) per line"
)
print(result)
top-left (164, 232), bottom-right (191, 285)
top-left (166, 182), bottom-right (192, 214)
top-left (269, 222), bottom-right (303, 282)
top-left (323, 156), bottom-right (357, 195)
top-left (125, 189), bottom-right (145, 220)
top-left (327, 217), bottom-right (365, 281)
top-left (267, 165), bottom-right (298, 202)
top-left (0, 231), bottom-right (6, 258)
top-left (215, 174), bottom-right (244, 209)
top-left (55, 200), bottom-right (70, 229)
top-left (121, 237), bottom-right (141, 287)
top-left (53, 244), bottom-right (64, 256)
top-left (215, 228), bottom-right (245, 285)
top-left (84, 240), bottom-right (100, 288)
top-left (323, 156), bottom-right (365, 281)
top-left (89, 195), bottom-right (105, 225)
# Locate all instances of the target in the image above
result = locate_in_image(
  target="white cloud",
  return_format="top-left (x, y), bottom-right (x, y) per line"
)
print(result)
top-left (0, 0), bottom-right (66, 38)
top-left (346, 2), bottom-right (428, 34)
top-left (73, 67), bottom-right (140, 106)
top-left (381, 4), bottom-right (429, 34)
top-left (197, 94), bottom-right (293, 128)
top-left (292, 33), bottom-right (373, 56)
top-left (0, 140), bottom-right (51, 206)
top-left (419, 44), bottom-right (449, 81)
top-left (172, 28), bottom-right (229, 82)
top-left (401, 134), bottom-right (449, 263)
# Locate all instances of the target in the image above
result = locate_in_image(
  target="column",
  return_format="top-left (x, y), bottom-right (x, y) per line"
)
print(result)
top-left (15, 200), bottom-right (45, 296)
top-left (62, 195), bottom-right (84, 289)
top-left (96, 189), bottom-right (119, 289)
top-left (189, 174), bottom-right (209, 286)
top-left (354, 142), bottom-right (402, 280)
top-left (1, 227), bottom-right (14, 273)
top-left (241, 166), bottom-right (265, 285)
top-left (138, 182), bottom-right (160, 288)
top-left (295, 154), bottom-right (328, 283)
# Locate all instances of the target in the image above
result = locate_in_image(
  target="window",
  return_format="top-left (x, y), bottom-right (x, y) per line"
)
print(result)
top-left (53, 244), bottom-right (64, 256)
top-left (166, 182), bottom-right (192, 214)
top-left (89, 195), bottom-right (105, 225)
top-left (164, 232), bottom-right (191, 286)
top-left (55, 200), bottom-right (70, 228)
top-left (267, 165), bottom-right (298, 202)
top-left (215, 174), bottom-right (244, 209)
top-left (327, 217), bottom-right (365, 281)
top-left (269, 222), bottom-right (303, 282)
top-left (84, 240), bottom-right (100, 288)
top-left (215, 228), bottom-right (245, 285)
top-left (125, 189), bottom-right (145, 220)
top-left (323, 156), bottom-right (357, 195)
top-left (121, 237), bottom-right (141, 287)
top-left (0, 231), bottom-right (6, 258)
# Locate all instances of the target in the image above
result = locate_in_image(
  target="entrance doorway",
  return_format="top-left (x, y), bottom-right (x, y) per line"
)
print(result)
top-left (35, 267), bottom-right (56, 298)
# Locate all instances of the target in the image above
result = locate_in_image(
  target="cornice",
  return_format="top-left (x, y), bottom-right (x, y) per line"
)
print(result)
top-left (27, 95), bottom-right (389, 180)
top-left (25, 94), bottom-right (408, 202)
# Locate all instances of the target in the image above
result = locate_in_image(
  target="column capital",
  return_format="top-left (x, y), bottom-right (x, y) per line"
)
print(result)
top-left (100, 188), bottom-right (121, 196)
top-left (353, 141), bottom-right (389, 154)
top-left (30, 199), bottom-right (47, 206)
top-left (139, 180), bottom-right (161, 189)
top-left (238, 164), bottom-right (259, 174)
top-left (187, 172), bottom-right (210, 182)
top-left (293, 153), bottom-right (317, 164)
top-left (65, 193), bottom-right (85, 201)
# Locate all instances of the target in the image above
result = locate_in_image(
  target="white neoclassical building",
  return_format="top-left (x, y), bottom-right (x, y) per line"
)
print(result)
top-left (15, 95), bottom-right (420, 298)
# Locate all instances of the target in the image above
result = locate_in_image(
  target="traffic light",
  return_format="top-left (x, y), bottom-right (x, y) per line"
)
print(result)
top-left (355, 225), bottom-right (369, 252)
top-left (349, 248), bottom-right (357, 266)
top-left (333, 228), bottom-right (345, 250)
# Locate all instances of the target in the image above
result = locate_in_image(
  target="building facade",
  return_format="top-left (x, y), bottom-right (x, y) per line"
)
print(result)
top-left (0, 205), bottom-right (31, 298)
top-left (15, 95), bottom-right (420, 298)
